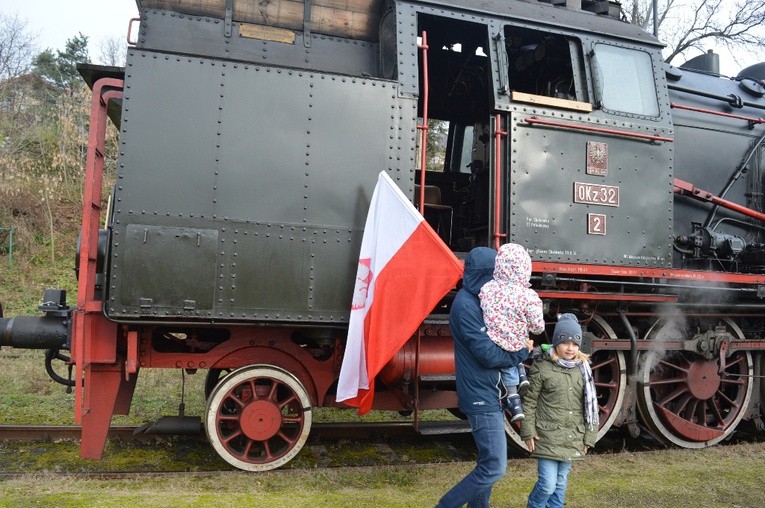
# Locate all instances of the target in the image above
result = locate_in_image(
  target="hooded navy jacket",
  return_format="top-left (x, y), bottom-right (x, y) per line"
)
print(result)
top-left (449, 247), bottom-right (531, 415)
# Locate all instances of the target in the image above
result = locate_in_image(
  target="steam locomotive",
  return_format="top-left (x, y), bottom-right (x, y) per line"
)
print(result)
top-left (2, 0), bottom-right (765, 471)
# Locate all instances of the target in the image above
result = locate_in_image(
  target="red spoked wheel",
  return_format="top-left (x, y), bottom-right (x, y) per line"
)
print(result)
top-left (591, 349), bottom-right (627, 441)
top-left (205, 365), bottom-right (312, 471)
top-left (637, 318), bottom-right (753, 448)
top-left (588, 315), bottom-right (627, 441)
top-left (505, 315), bottom-right (626, 450)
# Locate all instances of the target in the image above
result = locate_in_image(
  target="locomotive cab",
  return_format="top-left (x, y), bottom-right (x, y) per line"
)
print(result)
top-left (408, 3), bottom-right (673, 268)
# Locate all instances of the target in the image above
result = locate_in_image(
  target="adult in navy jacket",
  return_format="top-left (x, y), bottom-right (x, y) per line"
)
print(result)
top-left (436, 247), bottom-right (533, 508)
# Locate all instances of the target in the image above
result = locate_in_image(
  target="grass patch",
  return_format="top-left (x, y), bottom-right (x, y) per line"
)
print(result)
top-left (1, 351), bottom-right (764, 507)
top-left (2, 444), bottom-right (765, 507)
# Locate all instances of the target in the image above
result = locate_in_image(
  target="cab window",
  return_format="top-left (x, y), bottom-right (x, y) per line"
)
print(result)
top-left (593, 44), bottom-right (659, 117)
top-left (504, 26), bottom-right (586, 103)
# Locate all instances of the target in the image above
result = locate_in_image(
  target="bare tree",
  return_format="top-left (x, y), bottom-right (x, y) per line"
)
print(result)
top-left (0, 13), bottom-right (38, 79)
top-left (623, 0), bottom-right (765, 67)
top-left (97, 36), bottom-right (127, 67)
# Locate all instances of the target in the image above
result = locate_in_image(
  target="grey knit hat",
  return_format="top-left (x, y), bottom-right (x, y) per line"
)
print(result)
top-left (552, 313), bottom-right (582, 347)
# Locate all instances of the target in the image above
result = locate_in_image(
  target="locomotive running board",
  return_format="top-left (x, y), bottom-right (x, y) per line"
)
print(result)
top-left (537, 290), bottom-right (677, 302)
top-left (533, 261), bottom-right (765, 285)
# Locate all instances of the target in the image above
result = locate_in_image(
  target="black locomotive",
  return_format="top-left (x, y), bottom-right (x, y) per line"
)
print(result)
top-left (2, 0), bottom-right (765, 470)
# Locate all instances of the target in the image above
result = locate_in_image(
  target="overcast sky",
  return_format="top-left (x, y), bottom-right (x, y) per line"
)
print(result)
top-left (3, 0), bottom-right (138, 61)
top-left (2, 0), bottom-right (761, 76)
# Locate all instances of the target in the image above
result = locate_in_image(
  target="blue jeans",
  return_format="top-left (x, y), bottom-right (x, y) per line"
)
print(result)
top-left (501, 366), bottom-right (520, 395)
top-left (526, 458), bottom-right (573, 508)
top-left (436, 411), bottom-right (507, 508)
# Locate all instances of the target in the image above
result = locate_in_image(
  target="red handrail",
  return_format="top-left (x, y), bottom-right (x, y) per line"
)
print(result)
top-left (493, 114), bottom-right (507, 250)
top-left (416, 31), bottom-right (429, 214)
top-left (671, 102), bottom-right (765, 127)
top-left (525, 116), bottom-right (673, 142)
top-left (674, 178), bottom-right (765, 222)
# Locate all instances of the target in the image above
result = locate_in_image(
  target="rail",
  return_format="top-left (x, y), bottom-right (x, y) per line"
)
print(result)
top-left (671, 102), bottom-right (765, 128)
top-left (668, 83), bottom-right (765, 112)
top-left (524, 116), bottom-right (673, 142)
top-left (0, 421), bottom-right (441, 442)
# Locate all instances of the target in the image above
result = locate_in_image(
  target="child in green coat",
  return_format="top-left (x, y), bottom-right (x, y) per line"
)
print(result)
top-left (520, 313), bottom-right (599, 508)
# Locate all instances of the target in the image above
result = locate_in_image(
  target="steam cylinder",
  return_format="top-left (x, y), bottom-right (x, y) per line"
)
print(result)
top-left (378, 336), bottom-right (455, 386)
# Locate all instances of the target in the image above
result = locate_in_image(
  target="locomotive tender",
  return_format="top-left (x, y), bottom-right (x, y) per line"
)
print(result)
top-left (2, 0), bottom-right (765, 471)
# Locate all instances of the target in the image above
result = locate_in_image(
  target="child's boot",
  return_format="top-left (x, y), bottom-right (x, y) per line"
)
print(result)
top-left (518, 364), bottom-right (530, 396)
top-left (504, 394), bottom-right (524, 422)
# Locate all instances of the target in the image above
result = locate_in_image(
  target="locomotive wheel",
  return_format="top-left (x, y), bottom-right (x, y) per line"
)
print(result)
top-left (636, 318), bottom-right (753, 448)
top-left (504, 315), bottom-right (626, 450)
top-left (204, 365), bottom-right (312, 471)
top-left (204, 368), bottom-right (232, 399)
top-left (588, 315), bottom-right (627, 442)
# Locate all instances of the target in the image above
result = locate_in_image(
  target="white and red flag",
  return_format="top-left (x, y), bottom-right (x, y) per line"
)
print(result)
top-left (337, 171), bottom-right (463, 414)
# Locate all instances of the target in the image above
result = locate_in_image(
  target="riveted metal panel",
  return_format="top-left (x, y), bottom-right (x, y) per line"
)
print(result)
top-left (308, 228), bottom-right (359, 315)
top-left (303, 75), bottom-right (403, 226)
top-left (217, 225), bottom-right (358, 321)
top-left (216, 68), bottom-right (403, 227)
top-left (508, 111), bottom-right (674, 267)
top-left (117, 225), bottom-right (218, 315)
top-left (108, 47), bottom-right (414, 323)
top-left (216, 66), bottom-right (310, 224)
top-left (115, 51), bottom-right (220, 217)
top-left (222, 225), bottom-right (312, 319)
top-left (211, 68), bottom-right (405, 321)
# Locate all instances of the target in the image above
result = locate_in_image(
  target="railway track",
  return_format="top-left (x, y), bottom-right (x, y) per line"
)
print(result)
top-left (0, 420), bottom-right (480, 476)
top-left (0, 421), bottom-right (438, 441)
top-left (2, 420), bottom-right (760, 477)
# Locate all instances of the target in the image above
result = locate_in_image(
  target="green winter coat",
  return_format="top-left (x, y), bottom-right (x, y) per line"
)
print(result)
top-left (519, 357), bottom-right (598, 461)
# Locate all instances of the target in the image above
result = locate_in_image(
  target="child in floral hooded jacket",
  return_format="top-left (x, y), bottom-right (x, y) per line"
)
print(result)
top-left (479, 243), bottom-right (545, 421)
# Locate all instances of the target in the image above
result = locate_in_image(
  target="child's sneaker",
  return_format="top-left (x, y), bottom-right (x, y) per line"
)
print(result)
top-left (504, 394), bottom-right (525, 422)
top-left (517, 364), bottom-right (530, 396)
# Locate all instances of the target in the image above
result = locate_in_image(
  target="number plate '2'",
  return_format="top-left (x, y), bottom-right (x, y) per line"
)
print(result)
top-left (573, 182), bottom-right (620, 207)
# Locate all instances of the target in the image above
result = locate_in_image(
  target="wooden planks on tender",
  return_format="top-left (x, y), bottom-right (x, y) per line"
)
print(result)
top-left (139, 0), bottom-right (387, 41)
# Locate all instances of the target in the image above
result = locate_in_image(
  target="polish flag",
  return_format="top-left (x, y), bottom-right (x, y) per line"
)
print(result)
top-left (337, 171), bottom-right (463, 414)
